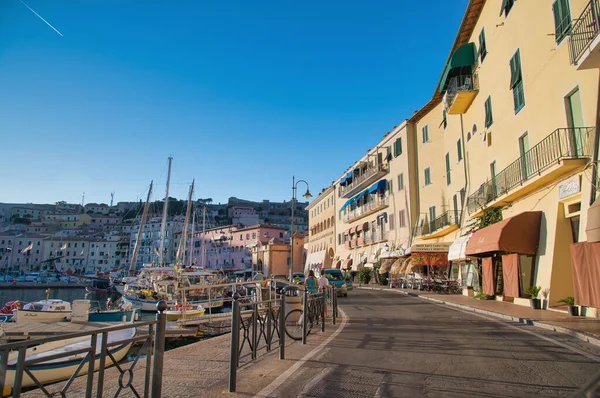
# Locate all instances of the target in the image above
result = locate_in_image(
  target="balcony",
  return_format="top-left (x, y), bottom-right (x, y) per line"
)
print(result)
top-left (467, 127), bottom-right (594, 216)
top-left (570, 0), bottom-right (600, 69)
top-left (342, 196), bottom-right (389, 223)
top-left (356, 236), bottom-right (364, 247)
top-left (340, 163), bottom-right (389, 199)
top-left (364, 231), bottom-right (388, 245)
top-left (443, 74), bottom-right (479, 115)
top-left (412, 210), bottom-right (462, 240)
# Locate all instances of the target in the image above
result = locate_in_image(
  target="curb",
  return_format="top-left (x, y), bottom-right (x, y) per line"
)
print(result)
top-left (358, 286), bottom-right (600, 348)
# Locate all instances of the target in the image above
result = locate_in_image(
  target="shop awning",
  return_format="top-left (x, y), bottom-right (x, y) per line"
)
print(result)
top-left (439, 42), bottom-right (477, 93)
top-left (342, 258), bottom-right (353, 269)
top-left (448, 234), bottom-right (473, 261)
top-left (465, 211), bottom-right (542, 256)
top-left (305, 250), bottom-right (326, 268)
top-left (379, 258), bottom-right (396, 274)
top-left (362, 222), bottom-right (369, 231)
top-left (339, 198), bottom-right (355, 212)
top-left (391, 257), bottom-right (411, 274)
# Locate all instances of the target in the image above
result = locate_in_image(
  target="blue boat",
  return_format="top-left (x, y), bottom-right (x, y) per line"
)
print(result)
top-left (87, 309), bottom-right (135, 322)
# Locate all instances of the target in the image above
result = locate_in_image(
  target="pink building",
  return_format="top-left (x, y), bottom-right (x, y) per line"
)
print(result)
top-left (192, 224), bottom-right (288, 271)
top-left (0, 233), bottom-right (49, 272)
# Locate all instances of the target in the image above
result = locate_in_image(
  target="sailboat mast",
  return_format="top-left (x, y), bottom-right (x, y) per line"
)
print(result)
top-left (130, 181), bottom-right (153, 275)
top-left (177, 180), bottom-right (194, 265)
top-left (158, 156), bottom-right (173, 267)
top-left (188, 203), bottom-right (196, 268)
top-left (201, 206), bottom-right (206, 269)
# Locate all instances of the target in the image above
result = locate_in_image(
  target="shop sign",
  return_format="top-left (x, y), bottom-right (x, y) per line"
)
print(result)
top-left (411, 252), bottom-right (449, 267)
top-left (410, 243), bottom-right (452, 253)
top-left (558, 176), bottom-right (580, 199)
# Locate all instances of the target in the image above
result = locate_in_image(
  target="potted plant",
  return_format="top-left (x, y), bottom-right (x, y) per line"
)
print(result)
top-left (525, 286), bottom-right (542, 309)
top-left (541, 288), bottom-right (550, 310)
top-left (558, 296), bottom-right (579, 316)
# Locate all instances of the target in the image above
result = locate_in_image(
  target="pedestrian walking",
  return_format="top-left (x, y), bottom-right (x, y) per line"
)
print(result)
top-left (305, 270), bottom-right (319, 294)
top-left (318, 272), bottom-right (330, 317)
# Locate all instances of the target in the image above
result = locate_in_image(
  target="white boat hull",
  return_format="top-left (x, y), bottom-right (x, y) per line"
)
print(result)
top-left (123, 296), bottom-right (224, 312)
top-left (13, 310), bottom-right (71, 324)
top-left (164, 308), bottom-right (205, 321)
top-left (5, 328), bottom-right (135, 388)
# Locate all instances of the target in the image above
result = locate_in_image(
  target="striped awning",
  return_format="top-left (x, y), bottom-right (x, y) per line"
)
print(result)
top-left (379, 258), bottom-right (395, 274)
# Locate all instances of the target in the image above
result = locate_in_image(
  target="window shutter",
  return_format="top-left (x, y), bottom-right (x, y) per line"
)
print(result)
top-left (552, 0), bottom-right (561, 38)
top-left (499, 0), bottom-right (509, 16)
top-left (510, 51), bottom-right (522, 89)
top-left (398, 137), bottom-right (402, 155)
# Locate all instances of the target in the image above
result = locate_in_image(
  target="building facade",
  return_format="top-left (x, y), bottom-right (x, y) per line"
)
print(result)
top-left (305, 186), bottom-right (336, 274)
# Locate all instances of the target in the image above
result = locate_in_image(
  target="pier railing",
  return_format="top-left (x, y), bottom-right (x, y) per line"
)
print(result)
top-left (0, 303), bottom-right (168, 398)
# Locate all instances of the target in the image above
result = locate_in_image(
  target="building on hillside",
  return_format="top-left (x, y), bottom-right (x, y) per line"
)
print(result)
top-left (251, 235), bottom-right (305, 277)
top-left (43, 213), bottom-right (92, 229)
top-left (229, 206), bottom-right (260, 227)
top-left (404, 0), bottom-right (599, 313)
top-left (305, 186), bottom-right (336, 274)
top-left (0, 233), bottom-right (49, 272)
top-left (128, 216), bottom-right (185, 269)
top-left (84, 203), bottom-right (111, 215)
top-left (89, 216), bottom-right (120, 229)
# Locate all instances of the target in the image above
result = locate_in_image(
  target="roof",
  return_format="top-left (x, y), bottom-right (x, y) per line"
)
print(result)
top-left (409, 0), bottom-right (486, 124)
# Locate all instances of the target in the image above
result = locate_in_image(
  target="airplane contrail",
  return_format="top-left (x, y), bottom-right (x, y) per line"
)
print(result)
top-left (19, 0), bottom-right (64, 37)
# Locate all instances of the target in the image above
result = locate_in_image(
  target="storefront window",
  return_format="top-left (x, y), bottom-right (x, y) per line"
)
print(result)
top-left (461, 261), bottom-right (480, 290)
top-left (570, 216), bottom-right (580, 243)
top-left (518, 254), bottom-right (535, 298)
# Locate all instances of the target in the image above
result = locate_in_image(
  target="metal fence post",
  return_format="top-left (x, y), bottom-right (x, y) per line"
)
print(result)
top-left (0, 349), bottom-right (7, 395)
top-left (302, 292), bottom-right (308, 345)
top-left (11, 347), bottom-right (26, 398)
top-left (332, 285), bottom-right (336, 325)
top-left (151, 300), bottom-right (167, 398)
top-left (96, 331), bottom-right (109, 398)
top-left (251, 303), bottom-right (258, 360)
top-left (266, 300), bottom-right (272, 351)
top-left (229, 300), bottom-right (240, 393)
top-left (279, 295), bottom-right (285, 360)
top-left (144, 323), bottom-right (154, 398)
top-left (321, 290), bottom-right (326, 332)
top-left (84, 332), bottom-right (97, 398)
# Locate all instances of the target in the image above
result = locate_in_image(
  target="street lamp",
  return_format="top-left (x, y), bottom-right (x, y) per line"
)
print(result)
top-left (290, 176), bottom-right (312, 282)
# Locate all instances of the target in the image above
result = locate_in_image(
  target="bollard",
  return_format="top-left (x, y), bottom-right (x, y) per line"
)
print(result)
top-left (302, 291), bottom-right (308, 345)
top-left (229, 300), bottom-right (240, 392)
top-left (321, 290), bottom-right (326, 332)
top-left (279, 296), bottom-right (285, 360)
top-left (151, 300), bottom-right (167, 398)
top-left (332, 285), bottom-right (336, 325)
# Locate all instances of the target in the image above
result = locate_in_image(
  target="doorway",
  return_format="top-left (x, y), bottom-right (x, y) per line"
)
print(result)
top-left (565, 88), bottom-right (585, 156)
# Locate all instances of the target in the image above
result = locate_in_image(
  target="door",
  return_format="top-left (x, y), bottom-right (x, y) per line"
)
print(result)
top-left (566, 88), bottom-right (585, 156)
top-left (519, 133), bottom-right (532, 180)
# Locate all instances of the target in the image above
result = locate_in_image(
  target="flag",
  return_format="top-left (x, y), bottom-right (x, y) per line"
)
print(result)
top-left (60, 243), bottom-right (67, 250)
top-left (20, 243), bottom-right (33, 254)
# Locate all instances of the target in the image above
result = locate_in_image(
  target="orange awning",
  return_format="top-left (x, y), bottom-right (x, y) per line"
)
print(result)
top-left (342, 259), bottom-right (353, 269)
top-left (465, 211), bottom-right (542, 256)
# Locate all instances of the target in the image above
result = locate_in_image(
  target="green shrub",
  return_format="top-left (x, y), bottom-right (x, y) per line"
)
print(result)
top-left (558, 296), bottom-right (575, 306)
top-left (358, 268), bottom-right (372, 284)
top-left (379, 274), bottom-right (388, 286)
top-left (525, 286), bottom-right (541, 299)
top-left (474, 291), bottom-right (492, 300)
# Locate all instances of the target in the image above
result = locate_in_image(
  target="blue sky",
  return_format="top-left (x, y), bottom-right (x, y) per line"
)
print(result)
top-left (0, 0), bottom-right (467, 205)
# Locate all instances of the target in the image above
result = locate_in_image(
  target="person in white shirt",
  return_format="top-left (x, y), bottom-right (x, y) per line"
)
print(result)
top-left (318, 272), bottom-right (330, 317)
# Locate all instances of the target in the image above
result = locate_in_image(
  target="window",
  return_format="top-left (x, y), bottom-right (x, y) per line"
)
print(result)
top-left (428, 206), bottom-right (437, 231)
top-left (460, 188), bottom-right (466, 209)
top-left (240, 234), bottom-right (243, 240)
top-left (388, 179), bottom-right (393, 193)
top-left (399, 210), bottom-right (406, 228)
top-left (500, 0), bottom-right (514, 17)
top-left (510, 50), bottom-right (525, 113)
top-left (457, 138), bottom-right (463, 161)
top-left (445, 153), bottom-right (451, 185)
top-left (397, 173), bottom-right (404, 191)
top-left (422, 125), bottom-right (429, 143)
top-left (553, 0), bottom-right (571, 44)
top-left (442, 110), bottom-right (447, 129)
top-left (479, 28), bottom-right (487, 62)
top-left (424, 168), bottom-right (432, 186)
top-left (393, 137), bottom-right (403, 157)
top-left (484, 96), bottom-right (493, 128)
top-left (389, 214), bottom-right (395, 230)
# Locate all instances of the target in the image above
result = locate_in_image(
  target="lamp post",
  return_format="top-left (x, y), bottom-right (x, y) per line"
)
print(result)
top-left (290, 176), bottom-right (312, 282)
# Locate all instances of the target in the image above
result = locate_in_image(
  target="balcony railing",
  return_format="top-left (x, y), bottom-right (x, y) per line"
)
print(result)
top-left (340, 163), bottom-right (388, 198)
top-left (412, 210), bottom-right (461, 238)
top-left (342, 196), bottom-right (390, 223)
top-left (443, 73), bottom-right (479, 114)
top-left (569, 0), bottom-right (600, 65)
top-left (467, 127), bottom-right (594, 214)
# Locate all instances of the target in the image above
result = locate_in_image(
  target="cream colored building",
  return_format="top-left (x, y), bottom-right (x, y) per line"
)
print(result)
top-left (305, 185), bottom-right (336, 273)
top-left (408, 0), bottom-right (599, 311)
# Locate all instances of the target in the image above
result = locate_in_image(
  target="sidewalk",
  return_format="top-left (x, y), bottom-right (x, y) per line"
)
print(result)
top-left (358, 285), bottom-right (600, 346)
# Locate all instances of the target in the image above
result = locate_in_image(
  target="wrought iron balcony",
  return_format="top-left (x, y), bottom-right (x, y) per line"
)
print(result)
top-left (443, 73), bottom-right (479, 115)
top-left (569, 0), bottom-right (600, 68)
top-left (467, 127), bottom-right (594, 215)
top-left (412, 210), bottom-right (462, 239)
top-left (342, 196), bottom-right (389, 223)
top-left (340, 163), bottom-right (389, 199)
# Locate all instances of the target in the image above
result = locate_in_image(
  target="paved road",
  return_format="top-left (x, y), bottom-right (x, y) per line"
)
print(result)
top-left (269, 289), bottom-right (600, 397)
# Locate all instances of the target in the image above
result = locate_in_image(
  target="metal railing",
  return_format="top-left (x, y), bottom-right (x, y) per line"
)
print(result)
top-left (339, 163), bottom-right (388, 198)
top-left (342, 196), bottom-right (389, 223)
top-left (0, 305), bottom-right (167, 398)
top-left (569, 0), bottom-right (600, 65)
top-left (443, 73), bottom-right (479, 111)
top-left (364, 231), bottom-right (388, 244)
top-left (412, 210), bottom-right (461, 237)
top-left (467, 127), bottom-right (594, 214)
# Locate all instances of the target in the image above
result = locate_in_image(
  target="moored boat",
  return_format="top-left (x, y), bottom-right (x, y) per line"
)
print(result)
top-left (164, 304), bottom-right (205, 321)
top-left (13, 299), bottom-right (72, 324)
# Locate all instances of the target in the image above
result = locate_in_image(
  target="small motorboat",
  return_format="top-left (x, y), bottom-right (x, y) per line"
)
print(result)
top-left (164, 303), bottom-right (205, 321)
top-left (4, 327), bottom-right (135, 388)
top-left (0, 301), bottom-right (20, 322)
top-left (13, 299), bottom-right (71, 324)
top-left (87, 297), bottom-right (137, 323)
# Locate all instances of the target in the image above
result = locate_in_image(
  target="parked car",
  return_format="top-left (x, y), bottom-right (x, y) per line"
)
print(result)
top-left (292, 272), bottom-right (305, 284)
top-left (344, 277), bottom-right (354, 291)
top-left (323, 269), bottom-right (348, 297)
top-left (270, 274), bottom-right (288, 282)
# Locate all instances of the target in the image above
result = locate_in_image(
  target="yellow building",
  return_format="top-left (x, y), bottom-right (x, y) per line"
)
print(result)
top-left (305, 185), bottom-right (336, 273)
top-left (410, 0), bottom-right (599, 312)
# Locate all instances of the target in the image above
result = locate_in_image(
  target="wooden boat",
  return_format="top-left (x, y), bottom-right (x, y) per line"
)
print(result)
top-left (4, 327), bottom-right (135, 388)
top-left (13, 299), bottom-right (71, 324)
top-left (87, 308), bottom-right (136, 322)
top-left (164, 304), bottom-right (205, 321)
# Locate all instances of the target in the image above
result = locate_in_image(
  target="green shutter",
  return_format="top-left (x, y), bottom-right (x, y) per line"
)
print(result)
top-left (499, 0), bottom-right (509, 16)
top-left (445, 153), bottom-right (451, 185)
top-left (510, 50), bottom-right (522, 89)
top-left (485, 96), bottom-right (493, 128)
top-left (479, 29), bottom-right (487, 61)
top-left (398, 137), bottom-right (402, 155)
top-left (553, 0), bottom-right (571, 43)
top-left (552, 1), bottom-right (561, 38)
top-left (443, 110), bottom-right (447, 129)
top-left (457, 139), bottom-right (463, 161)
